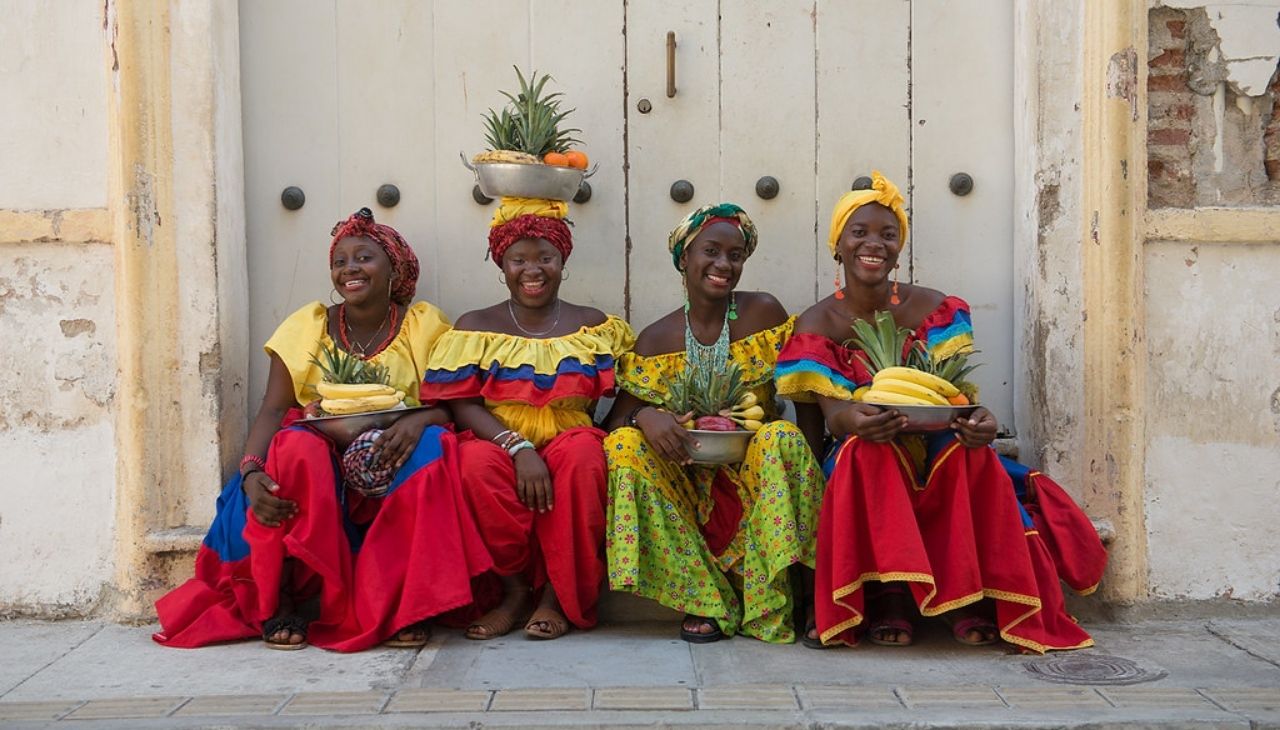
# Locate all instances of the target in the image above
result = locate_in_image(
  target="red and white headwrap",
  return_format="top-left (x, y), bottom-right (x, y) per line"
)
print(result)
top-left (329, 207), bottom-right (420, 304)
top-left (486, 197), bottom-right (573, 267)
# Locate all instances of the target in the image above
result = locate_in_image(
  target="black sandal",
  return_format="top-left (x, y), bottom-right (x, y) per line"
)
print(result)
top-left (801, 619), bottom-right (833, 649)
top-left (262, 615), bottom-right (308, 651)
top-left (679, 615), bottom-right (724, 644)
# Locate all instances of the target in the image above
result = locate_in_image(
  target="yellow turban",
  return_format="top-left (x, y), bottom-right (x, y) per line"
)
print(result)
top-left (490, 196), bottom-right (568, 228)
top-left (826, 171), bottom-right (909, 259)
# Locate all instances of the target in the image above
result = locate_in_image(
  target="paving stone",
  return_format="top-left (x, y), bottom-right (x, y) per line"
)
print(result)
top-left (593, 686), bottom-right (694, 710)
top-left (797, 685), bottom-right (901, 709)
top-left (489, 688), bottom-right (590, 711)
top-left (64, 696), bottom-right (188, 720)
top-left (698, 685), bottom-right (799, 710)
top-left (1201, 687), bottom-right (1280, 711)
top-left (1100, 686), bottom-right (1217, 708)
top-left (0, 700), bottom-right (83, 721)
top-left (385, 688), bottom-right (491, 713)
top-left (173, 693), bottom-right (290, 717)
top-left (899, 686), bottom-right (1006, 708)
top-left (998, 687), bottom-right (1111, 709)
top-left (279, 691), bottom-right (388, 716)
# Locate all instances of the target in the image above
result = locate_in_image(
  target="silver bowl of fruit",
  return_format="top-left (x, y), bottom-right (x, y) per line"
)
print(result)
top-left (461, 154), bottom-right (592, 201)
top-left (685, 429), bottom-right (756, 465)
top-left (869, 403), bottom-right (979, 433)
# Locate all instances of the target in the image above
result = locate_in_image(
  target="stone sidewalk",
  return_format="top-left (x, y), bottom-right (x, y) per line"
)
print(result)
top-left (1, 615), bottom-right (1278, 728)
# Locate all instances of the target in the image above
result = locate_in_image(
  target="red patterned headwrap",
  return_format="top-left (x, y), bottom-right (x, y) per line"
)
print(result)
top-left (487, 213), bottom-right (574, 268)
top-left (329, 207), bottom-right (420, 305)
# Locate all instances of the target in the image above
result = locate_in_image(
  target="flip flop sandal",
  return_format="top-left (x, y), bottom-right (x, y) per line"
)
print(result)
top-left (679, 615), bottom-right (724, 644)
top-left (867, 617), bottom-right (914, 647)
top-left (383, 622), bottom-right (431, 648)
top-left (262, 615), bottom-right (308, 651)
top-left (801, 620), bottom-right (834, 650)
top-left (465, 605), bottom-right (525, 641)
top-left (947, 615), bottom-right (999, 646)
top-left (523, 607), bottom-right (570, 640)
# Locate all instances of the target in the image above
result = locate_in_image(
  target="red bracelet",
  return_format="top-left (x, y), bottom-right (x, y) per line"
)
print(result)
top-left (239, 454), bottom-right (266, 474)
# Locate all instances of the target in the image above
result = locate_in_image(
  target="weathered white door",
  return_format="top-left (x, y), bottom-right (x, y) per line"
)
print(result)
top-left (240, 0), bottom-right (1014, 429)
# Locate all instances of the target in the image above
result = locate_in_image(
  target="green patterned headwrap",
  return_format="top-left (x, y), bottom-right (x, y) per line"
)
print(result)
top-left (667, 203), bottom-right (758, 271)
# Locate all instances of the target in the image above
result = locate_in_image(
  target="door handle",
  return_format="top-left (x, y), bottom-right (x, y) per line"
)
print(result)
top-left (666, 31), bottom-right (677, 98)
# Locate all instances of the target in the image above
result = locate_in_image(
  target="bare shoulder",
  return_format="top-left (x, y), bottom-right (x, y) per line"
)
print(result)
top-left (633, 308), bottom-right (684, 356)
top-left (793, 296), bottom-right (843, 340)
top-left (735, 290), bottom-right (789, 330)
top-left (452, 303), bottom-right (505, 333)
top-left (564, 302), bottom-right (609, 329)
top-left (905, 284), bottom-right (947, 311)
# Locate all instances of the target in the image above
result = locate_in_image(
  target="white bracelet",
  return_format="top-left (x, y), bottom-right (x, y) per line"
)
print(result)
top-left (507, 440), bottom-right (535, 457)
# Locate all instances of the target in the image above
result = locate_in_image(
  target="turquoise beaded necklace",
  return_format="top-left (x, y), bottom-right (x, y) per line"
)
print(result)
top-left (685, 293), bottom-right (734, 373)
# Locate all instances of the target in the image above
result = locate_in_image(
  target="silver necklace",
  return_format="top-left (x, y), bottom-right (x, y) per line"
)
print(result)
top-left (508, 298), bottom-right (562, 337)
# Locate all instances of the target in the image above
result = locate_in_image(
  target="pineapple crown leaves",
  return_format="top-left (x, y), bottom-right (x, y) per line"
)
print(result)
top-left (309, 340), bottom-right (390, 387)
top-left (846, 310), bottom-right (909, 373)
top-left (482, 66), bottom-right (582, 156)
top-left (663, 362), bottom-right (749, 417)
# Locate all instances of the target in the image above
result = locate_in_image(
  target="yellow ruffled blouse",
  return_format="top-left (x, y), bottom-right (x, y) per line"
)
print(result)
top-left (421, 316), bottom-right (636, 447)
top-left (264, 301), bottom-right (452, 407)
top-left (617, 317), bottom-right (795, 418)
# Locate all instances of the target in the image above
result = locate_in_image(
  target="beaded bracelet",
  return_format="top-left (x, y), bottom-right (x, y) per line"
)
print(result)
top-left (239, 454), bottom-right (266, 475)
top-left (507, 439), bottom-right (535, 457)
top-left (491, 429), bottom-right (513, 445)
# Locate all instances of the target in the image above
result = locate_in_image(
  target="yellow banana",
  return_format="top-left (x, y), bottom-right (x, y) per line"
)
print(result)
top-left (730, 405), bottom-right (765, 421)
top-left (862, 390), bottom-right (935, 407)
top-left (738, 419), bottom-right (764, 432)
top-left (872, 366), bottom-right (959, 398)
top-left (315, 382), bottom-right (397, 399)
top-left (852, 385), bottom-right (871, 402)
top-left (321, 392), bottom-right (403, 415)
top-left (870, 378), bottom-right (950, 406)
top-left (735, 391), bottom-right (759, 409)
top-left (472, 150), bottom-right (541, 165)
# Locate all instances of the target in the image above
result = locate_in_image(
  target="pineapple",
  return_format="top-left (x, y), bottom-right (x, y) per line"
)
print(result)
top-left (849, 310), bottom-right (981, 405)
top-left (663, 362), bottom-right (763, 431)
top-left (307, 341), bottom-right (402, 416)
top-left (474, 67), bottom-right (580, 163)
top-left (310, 340), bottom-right (391, 386)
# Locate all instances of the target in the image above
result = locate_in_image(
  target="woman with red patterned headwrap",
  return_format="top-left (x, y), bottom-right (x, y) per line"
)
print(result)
top-left (154, 208), bottom-right (492, 652)
top-left (422, 198), bottom-right (634, 640)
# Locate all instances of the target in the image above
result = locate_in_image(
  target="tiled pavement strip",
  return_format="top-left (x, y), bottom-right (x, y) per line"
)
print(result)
top-left (0, 685), bottom-right (1276, 725)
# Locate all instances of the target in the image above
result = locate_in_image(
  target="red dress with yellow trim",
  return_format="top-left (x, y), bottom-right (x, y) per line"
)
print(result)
top-left (775, 296), bottom-right (1104, 652)
top-left (421, 315), bottom-right (635, 630)
top-left (153, 302), bottom-right (493, 651)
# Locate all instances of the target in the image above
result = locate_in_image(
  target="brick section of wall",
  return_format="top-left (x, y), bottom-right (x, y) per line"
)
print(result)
top-left (1148, 8), bottom-right (1196, 208)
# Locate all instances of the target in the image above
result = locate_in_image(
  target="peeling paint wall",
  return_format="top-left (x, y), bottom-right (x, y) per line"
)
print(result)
top-left (1144, 242), bottom-right (1280, 599)
top-left (0, 245), bottom-right (117, 613)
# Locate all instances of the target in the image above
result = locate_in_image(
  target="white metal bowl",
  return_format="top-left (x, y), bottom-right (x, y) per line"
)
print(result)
top-left (685, 429), bottom-right (756, 465)
top-left (868, 403), bottom-right (980, 433)
top-left (302, 405), bottom-right (425, 448)
top-left (462, 153), bottom-right (591, 200)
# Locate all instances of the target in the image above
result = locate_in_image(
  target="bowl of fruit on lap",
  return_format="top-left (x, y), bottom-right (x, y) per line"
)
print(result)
top-left (301, 343), bottom-right (425, 448)
top-left (463, 67), bottom-right (594, 201)
top-left (849, 311), bottom-right (981, 433)
top-left (665, 363), bottom-right (766, 465)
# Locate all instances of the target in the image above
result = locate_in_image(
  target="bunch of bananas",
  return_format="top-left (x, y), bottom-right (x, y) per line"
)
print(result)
top-left (471, 149), bottom-right (541, 165)
top-left (724, 391), bottom-right (765, 431)
top-left (316, 382), bottom-right (404, 415)
top-left (860, 367), bottom-right (962, 407)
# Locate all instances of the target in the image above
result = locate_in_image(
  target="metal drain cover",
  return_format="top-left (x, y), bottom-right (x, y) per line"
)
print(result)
top-left (1024, 653), bottom-right (1168, 686)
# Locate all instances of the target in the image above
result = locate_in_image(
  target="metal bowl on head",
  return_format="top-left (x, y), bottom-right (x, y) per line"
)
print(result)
top-left (302, 405), bottom-right (426, 449)
top-left (685, 429), bottom-right (756, 465)
top-left (869, 403), bottom-right (980, 433)
top-left (461, 153), bottom-right (591, 200)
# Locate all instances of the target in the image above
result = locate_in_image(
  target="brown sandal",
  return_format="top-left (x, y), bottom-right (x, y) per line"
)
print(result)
top-left (524, 606), bottom-right (570, 640)
top-left (465, 604), bottom-right (524, 640)
top-left (383, 622), bottom-right (431, 648)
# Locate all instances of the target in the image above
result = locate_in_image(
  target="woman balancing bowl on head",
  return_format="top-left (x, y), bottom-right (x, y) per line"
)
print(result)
top-left (154, 208), bottom-right (492, 652)
top-left (775, 173), bottom-right (1105, 652)
top-left (603, 204), bottom-right (827, 645)
top-left (421, 199), bottom-right (634, 641)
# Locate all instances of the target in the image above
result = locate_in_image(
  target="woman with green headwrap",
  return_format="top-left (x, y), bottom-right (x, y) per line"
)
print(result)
top-left (603, 203), bottom-right (827, 644)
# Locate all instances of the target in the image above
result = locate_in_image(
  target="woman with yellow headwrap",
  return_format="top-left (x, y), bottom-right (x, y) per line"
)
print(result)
top-left (775, 172), bottom-right (1105, 652)
top-left (603, 203), bottom-right (827, 644)
top-left (422, 197), bottom-right (634, 641)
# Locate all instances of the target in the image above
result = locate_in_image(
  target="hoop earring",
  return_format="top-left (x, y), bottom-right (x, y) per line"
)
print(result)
top-left (561, 268), bottom-right (570, 281)
top-left (330, 288), bottom-right (342, 305)
top-left (890, 264), bottom-right (901, 306)
top-left (498, 273), bottom-right (506, 285)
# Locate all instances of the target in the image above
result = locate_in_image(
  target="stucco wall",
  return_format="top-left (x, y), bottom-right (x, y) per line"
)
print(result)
top-left (1144, 241), bottom-right (1280, 600)
top-left (0, 245), bottom-right (117, 613)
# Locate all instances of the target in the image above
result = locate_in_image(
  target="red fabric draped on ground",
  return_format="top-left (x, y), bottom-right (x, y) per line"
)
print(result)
top-left (814, 436), bottom-right (1093, 653)
top-left (154, 422), bottom-right (491, 651)
top-left (460, 426), bottom-right (608, 629)
top-left (1023, 471), bottom-right (1107, 595)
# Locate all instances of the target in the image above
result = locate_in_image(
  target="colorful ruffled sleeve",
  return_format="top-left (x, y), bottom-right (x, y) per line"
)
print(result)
top-left (774, 332), bottom-right (870, 404)
top-left (917, 295), bottom-right (975, 362)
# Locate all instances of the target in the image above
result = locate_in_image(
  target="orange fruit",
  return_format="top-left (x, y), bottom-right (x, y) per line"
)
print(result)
top-left (543, 152), bottom-right (569, 166)
top-left (564, 150), bottom-right (589, 169)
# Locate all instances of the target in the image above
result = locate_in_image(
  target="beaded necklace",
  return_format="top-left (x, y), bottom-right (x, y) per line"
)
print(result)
top-left (684, 293), bottom-right (733, 373)
top-left (338, 302), bottom-right (399, 359)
